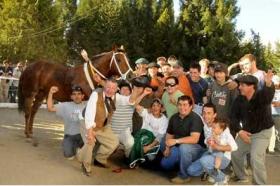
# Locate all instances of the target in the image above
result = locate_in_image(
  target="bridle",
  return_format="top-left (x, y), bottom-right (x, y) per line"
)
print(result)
top-left (88, 51), bottom-right (133, 80)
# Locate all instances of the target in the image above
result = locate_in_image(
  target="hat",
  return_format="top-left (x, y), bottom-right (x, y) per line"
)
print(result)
top-left (214, 63), bottom-right (228, 75)
top-left (135, 58), bottom-right (149, 65)
top-left (236, 75), bottom-right (258, 85)
top-left (157, 56), bottom-right (166, 62)
top-left (171, 60), bottom-right (183, 68)
top-left (151, 98), bottom-right (163, 106)
top-left (131, 75), bottom-right (151, 88)
top-left (71, 85), bottom-right (83, 92)
top-left (147, 62), bottom-right (160, 69)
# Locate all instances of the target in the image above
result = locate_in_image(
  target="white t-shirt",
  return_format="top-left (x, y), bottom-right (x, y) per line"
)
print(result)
top-left (203, 124), bottom-right (237, 160)
top-left (139, 108), bottom-right (168, 142)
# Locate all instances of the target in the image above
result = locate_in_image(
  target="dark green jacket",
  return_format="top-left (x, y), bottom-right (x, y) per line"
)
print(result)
top-left (129, 129), bottom-right (159, 168)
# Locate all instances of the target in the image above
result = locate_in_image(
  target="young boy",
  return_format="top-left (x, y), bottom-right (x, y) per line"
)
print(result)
top-left (200, 118), bottom-right (237, 184)
top-left (129, 98), bottom-right (168, 167)
top-left (47, 85), bottom-right (86, 160)
top-left (136, 98), bottom-right (168, 153)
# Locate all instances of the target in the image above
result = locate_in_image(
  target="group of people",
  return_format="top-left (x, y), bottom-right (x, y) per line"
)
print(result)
top-left (0, 60), bottom-right (25, 103)
top-left (46, 53), bottom-right (279, 185)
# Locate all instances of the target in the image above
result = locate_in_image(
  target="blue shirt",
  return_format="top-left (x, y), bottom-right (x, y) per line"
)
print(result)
top-left (187, 75), bottom-right (208, 104)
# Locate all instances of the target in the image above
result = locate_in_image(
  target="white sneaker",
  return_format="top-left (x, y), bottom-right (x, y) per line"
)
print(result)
top-left (66, 156), bottom-right (75, 160)
top-left (214, 180), bottom-right (228, 185)
top-left (208, 176), bottom-right (215, 183)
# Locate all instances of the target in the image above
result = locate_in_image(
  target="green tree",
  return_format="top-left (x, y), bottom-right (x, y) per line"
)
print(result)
top-left (0, 0), bottom-right (69, 63)
top-left (176, 0), bottom-right (243, 68)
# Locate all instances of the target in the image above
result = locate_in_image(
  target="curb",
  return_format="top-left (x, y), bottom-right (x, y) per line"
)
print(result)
top-left (0, 103), bottom-right (47, 109)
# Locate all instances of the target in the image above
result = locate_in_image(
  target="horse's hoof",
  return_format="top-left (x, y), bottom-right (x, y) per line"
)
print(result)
top-left (32, 139), bottom-right (39, 147)
top-left (26, 138), bottom-right (33, 143)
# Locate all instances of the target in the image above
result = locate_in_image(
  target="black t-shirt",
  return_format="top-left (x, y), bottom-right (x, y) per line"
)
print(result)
top-left (167, 111), bottom-right (205, 147)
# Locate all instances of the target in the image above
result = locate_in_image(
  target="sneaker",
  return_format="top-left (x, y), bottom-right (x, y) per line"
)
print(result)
top-left (81, 163), bottom-right (91, 177)
top-left (231, 176), bottom-right (249, 183)
top-left (207, 176), bottom-right (215, 183)
top-left (170, 176), bottom-right (191, 184)
top-left (94, 159), bottom-right (110, 168)
top-left (66, 156), bottom-right (75, 160)
top-left (201, 172), bottom-right (209, 181)
top-left (214, 179), bottom-right (228, 185)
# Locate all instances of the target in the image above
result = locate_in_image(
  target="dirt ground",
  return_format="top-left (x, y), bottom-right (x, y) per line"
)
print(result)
top-left (0, 108), bottom-right (279, 185)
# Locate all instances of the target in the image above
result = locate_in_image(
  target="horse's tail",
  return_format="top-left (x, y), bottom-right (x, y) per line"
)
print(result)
top-left (17, 75), bottom-right (25, 113)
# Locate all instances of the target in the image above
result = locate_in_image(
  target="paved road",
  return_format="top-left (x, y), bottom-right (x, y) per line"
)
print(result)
top-left (0, 108), bottom-right (279, 184)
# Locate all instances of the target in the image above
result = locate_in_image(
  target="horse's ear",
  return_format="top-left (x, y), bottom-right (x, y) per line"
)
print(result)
top-left (119, 45), bottom-right (125, 52)
top-left (112, 44), bottom-right (118, 52)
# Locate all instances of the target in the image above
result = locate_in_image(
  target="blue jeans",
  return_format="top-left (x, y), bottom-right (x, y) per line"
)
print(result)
top-left (200, 153), bottom-right (230, 182)
top-left (160, 139), bottom-right (205, 178)
top-left (63, 134), bottom-right (84, 157)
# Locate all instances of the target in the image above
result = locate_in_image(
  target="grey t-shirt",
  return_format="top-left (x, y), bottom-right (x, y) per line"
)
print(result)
top-left (56, 101), bottom-right (86, 135)
top-left (253, 70), bottom-right (265, 90)
top-left (209, 81), bottom-right (238, 118)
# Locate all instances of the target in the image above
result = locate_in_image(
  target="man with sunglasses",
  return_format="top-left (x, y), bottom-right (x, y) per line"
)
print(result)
top-left (161, 76), bottom-right (184, 118)
top-left (47, 85), bottom-right (85, 160)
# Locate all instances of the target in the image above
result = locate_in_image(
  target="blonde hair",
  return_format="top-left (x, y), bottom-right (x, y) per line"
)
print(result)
top-left (239, 54), bottom-right (256, 63)
top-left (199, 58), bottom-right (210, 67)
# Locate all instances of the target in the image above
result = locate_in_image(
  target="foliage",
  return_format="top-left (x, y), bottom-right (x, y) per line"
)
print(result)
top-left (0, 0), bottom-right (276, 71)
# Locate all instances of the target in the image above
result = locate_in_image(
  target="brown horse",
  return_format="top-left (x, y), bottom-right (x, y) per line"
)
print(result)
top-left (18, 47), bottom-right (133, 138)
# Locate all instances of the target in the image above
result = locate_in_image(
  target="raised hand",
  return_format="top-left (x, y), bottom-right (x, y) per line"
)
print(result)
top-left (49, 86), bottom-right (59, 94)
top-left (265, 70), bottom-right (273, 87)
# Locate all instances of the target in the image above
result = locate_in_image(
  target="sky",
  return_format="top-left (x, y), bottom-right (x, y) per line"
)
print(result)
top-left (174, 0), bottom-right (280, 46)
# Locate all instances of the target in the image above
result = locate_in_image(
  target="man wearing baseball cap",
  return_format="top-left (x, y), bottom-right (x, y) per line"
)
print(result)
top-left (206, 63), bottom-right (238, 119)
top-left (133, 58), bottom-right (149, 77)
top-left (230, 72), bottom-right (275, 184)
top-left (47, 85), bottom-right (86, 160)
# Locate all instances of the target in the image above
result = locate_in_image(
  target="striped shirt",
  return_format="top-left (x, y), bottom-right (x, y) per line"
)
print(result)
top-left (111, 93), bottom-right (135, 135)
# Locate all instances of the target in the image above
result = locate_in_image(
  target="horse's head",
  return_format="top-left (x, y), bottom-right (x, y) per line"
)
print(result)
top-left (109, 45), bottom-right (133, 80)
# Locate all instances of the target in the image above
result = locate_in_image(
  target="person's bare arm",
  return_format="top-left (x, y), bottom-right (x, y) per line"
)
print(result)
top-left (47, 86), bottom-right (59, 112)
top-left (166, 132), bottom-right (201, 146)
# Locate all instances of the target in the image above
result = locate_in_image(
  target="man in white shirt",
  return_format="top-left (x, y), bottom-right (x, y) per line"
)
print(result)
top-left (77, 78), bottom-right (119, 176)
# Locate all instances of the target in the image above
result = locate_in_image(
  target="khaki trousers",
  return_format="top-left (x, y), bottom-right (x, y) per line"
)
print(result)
top-left (232, 127), bottom-right (272, 185)
top-left (77, 121), bottom-right (119, 172)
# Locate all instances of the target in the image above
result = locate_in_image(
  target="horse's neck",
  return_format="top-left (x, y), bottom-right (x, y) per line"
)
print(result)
top-left (91, 52), bottom-right (113, 77)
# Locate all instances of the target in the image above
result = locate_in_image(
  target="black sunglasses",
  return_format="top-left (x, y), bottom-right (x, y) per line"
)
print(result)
top-left (165, 83), bottom-right (176, 87)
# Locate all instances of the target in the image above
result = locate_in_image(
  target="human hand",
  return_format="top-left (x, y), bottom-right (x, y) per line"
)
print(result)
top-left (227, 80), bottom-right (238, 90)
top-left (143, 87), bottom-right (153, 95)
top-left (49, 86), bottom-right (59, 94)
top-left (166, 138), bottom-right (176, 147)
top-left (86, 130), bottom-right (96, 145)
top-left (265, 70), bottom-right (273, 87)
top-left (238, 130), bottom-right (251, 144)
top-left (143, 145), bottom-right (151, 154)
top-left (169, 96), bottom-right (177, 105)
top-left (163, 147), bottom-right (170, 157)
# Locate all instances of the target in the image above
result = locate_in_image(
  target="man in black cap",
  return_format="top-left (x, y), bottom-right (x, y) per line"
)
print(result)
top-left (230, 72), bottom-right (275, 184)
top-left (47, 85), bottom-right (85, 160)
top-left (133, 58), bottom-right (149, 77)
